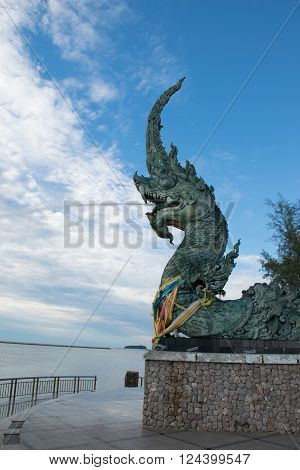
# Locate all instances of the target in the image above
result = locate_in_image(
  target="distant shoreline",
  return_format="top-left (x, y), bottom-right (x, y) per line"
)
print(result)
top-left (0, 340), bottom-right (111, 350)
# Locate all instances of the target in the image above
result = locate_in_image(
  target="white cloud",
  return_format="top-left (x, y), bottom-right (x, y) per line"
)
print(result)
top-left (0, 295), bottom-right (87, 325)
top-left (238, 254), bottom-right (262, 265)
top-left (42, 0), bottom-right (130, 62)
top-left (42, 0), bottom-right (99, 61)
top-left (213, 149), bottom-right (238, 161)
top-left (0, 0), bottom-right (155, 346)
top-left (89, 79), bottom-right (118, 102)
top-left (0, 0), bottom-right (266, 348)
top-left (224, 255), bottom-right (264, 300)
top-left (0, 1), bottom-right (179, 347)
top-left (133, 34), bottom-right (182, 94)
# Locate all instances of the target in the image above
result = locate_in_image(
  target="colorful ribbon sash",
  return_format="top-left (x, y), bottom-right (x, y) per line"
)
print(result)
top-left (152, 276), bottom-right (214, 345)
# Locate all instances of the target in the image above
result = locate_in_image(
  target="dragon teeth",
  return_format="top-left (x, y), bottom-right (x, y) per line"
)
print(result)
top-left (142, 190), bottom-right (169, 204)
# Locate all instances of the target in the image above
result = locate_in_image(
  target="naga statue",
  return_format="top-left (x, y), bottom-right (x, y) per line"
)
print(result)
top-left (133, 78), bottom-right (300, 342)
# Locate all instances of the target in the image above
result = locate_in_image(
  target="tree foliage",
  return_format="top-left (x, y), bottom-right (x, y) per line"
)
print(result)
top-left (260, 195), bottom-right (300, 287)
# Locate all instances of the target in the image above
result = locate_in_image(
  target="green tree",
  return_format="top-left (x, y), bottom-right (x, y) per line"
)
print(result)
top-left (260, 195), bottom-right (300, 287)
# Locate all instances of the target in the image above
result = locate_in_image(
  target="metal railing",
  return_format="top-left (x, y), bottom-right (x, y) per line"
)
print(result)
top-left (0, 375), bottom-right (97, 418)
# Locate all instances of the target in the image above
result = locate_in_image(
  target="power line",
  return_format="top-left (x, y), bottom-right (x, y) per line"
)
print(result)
top-left (52, 255), bottom-right (132, 374)
top-left (0, 1), bottom-right (127, 191)
top-left (192, 1), bottom-right (300, 165)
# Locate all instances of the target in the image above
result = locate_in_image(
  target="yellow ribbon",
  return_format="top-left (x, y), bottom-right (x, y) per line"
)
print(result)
top-left (152, 288), bottom-right (214, 344)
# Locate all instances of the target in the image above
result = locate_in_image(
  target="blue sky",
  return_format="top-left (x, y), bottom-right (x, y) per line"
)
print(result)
top-left (0, 0), bottom-right (299, 347)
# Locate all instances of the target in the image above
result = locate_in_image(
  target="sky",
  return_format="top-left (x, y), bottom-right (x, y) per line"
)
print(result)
top-left (0, 0), bottom-right (299, 347)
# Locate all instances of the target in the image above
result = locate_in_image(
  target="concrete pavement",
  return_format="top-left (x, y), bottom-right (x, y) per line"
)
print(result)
top-left (1, 388), bottom-right (299, 450)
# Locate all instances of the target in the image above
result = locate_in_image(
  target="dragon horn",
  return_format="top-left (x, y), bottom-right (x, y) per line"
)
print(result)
top-left (146, 78), bottom-right (185, 175)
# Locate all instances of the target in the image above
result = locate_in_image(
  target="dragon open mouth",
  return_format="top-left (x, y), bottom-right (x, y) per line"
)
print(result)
top-left (141, 188), bottom-right (179, 214)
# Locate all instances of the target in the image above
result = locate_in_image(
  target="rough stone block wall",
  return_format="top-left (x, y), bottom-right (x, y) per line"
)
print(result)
top-left (143, 359), bottom-right (300, 433)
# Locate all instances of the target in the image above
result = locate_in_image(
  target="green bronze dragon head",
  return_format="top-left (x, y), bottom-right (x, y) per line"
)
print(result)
top-left (134, 78), bottom-right (219, 246)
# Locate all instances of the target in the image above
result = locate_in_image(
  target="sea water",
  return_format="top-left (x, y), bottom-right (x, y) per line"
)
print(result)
top-left (0, 343), bottom-right (145, 393)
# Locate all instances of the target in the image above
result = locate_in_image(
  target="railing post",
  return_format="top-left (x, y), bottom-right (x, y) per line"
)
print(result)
top-left (52, 377), bottom-right (57, 399)
top-left (73, 377), bottom-right (77, 394)
top-left (7, 378), bottom-right (17, 417)
top-left (76, 376), bottom-right (80, 393)
top-left (35, 378), bottom-right (39, 405)
top-left (56, 377), bottom-right (60, 398)
top-left (12, 378), bottom-right (17, 416)
top-left (93, 376), bottom-right (97, 391)
top-left (7, 379), bottom-right (14, 417)
top-left (31, 378), bottom-right (36, 406)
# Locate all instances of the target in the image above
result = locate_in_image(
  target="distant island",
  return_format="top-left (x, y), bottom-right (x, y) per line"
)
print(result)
top-left (0, 340), bottom-right (111, 350)
top-left (124, 345), bottom-right (147, 350)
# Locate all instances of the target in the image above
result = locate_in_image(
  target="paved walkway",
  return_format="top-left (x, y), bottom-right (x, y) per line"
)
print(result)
top-left (1, 389), bottom-right (300, 450)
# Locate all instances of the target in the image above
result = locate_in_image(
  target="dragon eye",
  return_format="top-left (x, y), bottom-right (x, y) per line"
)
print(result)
top-left (197, 182), bottom-right (205, 191)
top-left (160, 176), bottom-right (176, 190)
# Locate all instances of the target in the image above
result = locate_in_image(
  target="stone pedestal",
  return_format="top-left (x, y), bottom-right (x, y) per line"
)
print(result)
top-left (143, 351), bottom-right (300, 434)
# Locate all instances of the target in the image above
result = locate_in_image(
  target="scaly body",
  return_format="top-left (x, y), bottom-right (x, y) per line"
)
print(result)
top-left (134, 79), bottom-right (300, 339)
